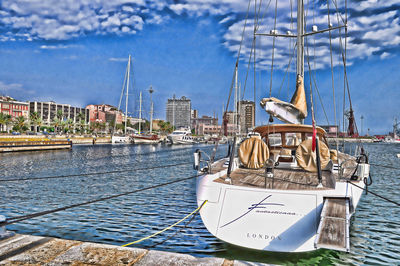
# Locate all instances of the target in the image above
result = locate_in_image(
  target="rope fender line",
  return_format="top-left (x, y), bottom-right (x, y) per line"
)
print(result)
top-left (1, 173), bottom-right (204, 227)
top-left (122, 200), bottom-right (208, 247)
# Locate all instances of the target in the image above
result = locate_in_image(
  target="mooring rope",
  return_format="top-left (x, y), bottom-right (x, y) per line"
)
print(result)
top-left (369, 163), bottom-right (400, 171)
top-left (347, 181), bottom-right (400, 207)
top-left (122, 200), bottom-right (207, 247)
top-left (1, 174), bottom-right (203, 227)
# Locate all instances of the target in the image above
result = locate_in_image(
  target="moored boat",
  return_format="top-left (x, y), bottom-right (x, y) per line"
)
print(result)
top-left (194, 0), bottom-right (371, 253)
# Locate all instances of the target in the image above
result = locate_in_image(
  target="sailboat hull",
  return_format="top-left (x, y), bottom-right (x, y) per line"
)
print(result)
top-left (196, 159), bottom-right (365, 252)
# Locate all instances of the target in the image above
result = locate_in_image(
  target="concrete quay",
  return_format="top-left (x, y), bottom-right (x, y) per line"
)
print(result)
top-left (0, 234), bottom-right (267, 266)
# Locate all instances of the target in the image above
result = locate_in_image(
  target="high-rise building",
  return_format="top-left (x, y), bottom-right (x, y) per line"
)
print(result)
top-left (166, 95), bottom-right (191, 129)
top-left (239, 100), bottom-right (255, 133)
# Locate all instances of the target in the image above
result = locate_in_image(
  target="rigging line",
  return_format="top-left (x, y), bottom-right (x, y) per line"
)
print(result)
top-left (347, 181), bottom-right (400, 207)
top-left (311, 70), bottom-right (330, 125)
top-left (1, 173), bottom-right (204, 227)
top-left (223, 0), bottom-right (252, 117)
top-left (330, 0), bottom-right (346, 25)
top-left (122, 200), bottom-right (207, 247)
top-left (253, 0), bottom-right (257, 107)
top-left (277, 43), bottom-right (296, 98)
top-left (303, 4), bottom-right (330, 125)
top-left (0, 161), bottom-right (193, 182)
top-left (369, 163), bottom-right (400, 171)
top-left (268, 0), bottom-right (278, 98)
top-left (113, 58), bottom-right (129, 135)
top-left (242, 36), bottom-right (255, 100)
top-left (327, 0), bottom-right (339, 150)
top-left (258, 0), bottom-right (273, 28)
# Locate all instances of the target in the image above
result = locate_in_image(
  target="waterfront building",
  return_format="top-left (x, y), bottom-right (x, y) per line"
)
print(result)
top-left (166, 95), bottom-right (191, 129)
top-left (30, 101), bottom-right (89, 126)
top-left (238, 100), bottom-right (255, 133)
top-left (0, 96), bottom-right (29, 119)
top-left (192, 115), bottom-right (218, 135)
top-left (319, 125), bottom-right (340, 137)
top-left (198, 123), bottom-right (237, 136)
top-left (86, 104), bottom-right (123, 125)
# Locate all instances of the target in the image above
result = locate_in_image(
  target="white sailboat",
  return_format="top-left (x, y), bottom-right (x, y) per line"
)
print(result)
top-left (194, 0), bottom-right (371, 253)
top-left (112, 55), bottom-right (134, 144)
top-left (131, 88), bottom-right (161, 144)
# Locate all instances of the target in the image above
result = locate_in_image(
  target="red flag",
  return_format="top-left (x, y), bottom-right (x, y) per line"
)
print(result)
top-left (312, 121), bottom-right (317, 152)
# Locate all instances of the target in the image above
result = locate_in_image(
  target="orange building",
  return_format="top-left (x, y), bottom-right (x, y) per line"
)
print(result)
top-left (0, 96), bottom-right (29, 119)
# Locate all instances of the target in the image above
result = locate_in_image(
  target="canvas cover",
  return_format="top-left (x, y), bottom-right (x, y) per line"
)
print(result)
top-left (238, 137), bottom-right (269, 169)
top-left (290, 75), bottom-right (307, 119)
top-left (260, 75), bottom-right (307, 124)
top-left (295, 139), bottom-right (330, 172)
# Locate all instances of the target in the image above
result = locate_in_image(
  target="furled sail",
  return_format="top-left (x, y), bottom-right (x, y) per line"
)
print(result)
top-left (260, 75), bottom-right (307, 124)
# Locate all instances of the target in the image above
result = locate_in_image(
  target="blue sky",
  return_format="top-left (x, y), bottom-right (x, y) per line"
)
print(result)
top-left (0, 0), bottom-right (399, 135)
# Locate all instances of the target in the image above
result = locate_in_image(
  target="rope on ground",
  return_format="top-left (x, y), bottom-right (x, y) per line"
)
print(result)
top-left (122, 200), bottom-right (208, 247)
top-left (347, 181), bottom-right (400, 207)
top-left (1, 174), bottom-right (203, 227)
top-left (0, 162), bottom-right (193, 182)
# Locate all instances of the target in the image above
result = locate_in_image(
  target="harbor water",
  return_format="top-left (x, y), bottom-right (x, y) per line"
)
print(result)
top-left (1, 143), bottom-right (399, 265)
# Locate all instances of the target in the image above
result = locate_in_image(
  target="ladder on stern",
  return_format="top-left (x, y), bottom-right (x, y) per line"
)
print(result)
top-left (315, 197), bottom-right (352, 252)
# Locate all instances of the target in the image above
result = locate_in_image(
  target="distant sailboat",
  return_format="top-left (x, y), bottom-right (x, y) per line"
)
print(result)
top-left (112, 55), bottom-right (134, 144)
top-left (131, 87), bottom-right (160, 144)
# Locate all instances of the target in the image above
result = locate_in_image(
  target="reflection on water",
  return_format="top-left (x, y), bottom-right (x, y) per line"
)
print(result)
top-left (0, 143), bottom-right (399, 264)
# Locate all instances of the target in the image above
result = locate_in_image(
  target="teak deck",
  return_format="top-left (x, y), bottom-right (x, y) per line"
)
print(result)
top-left (212, 152), bottom-right (357, 191)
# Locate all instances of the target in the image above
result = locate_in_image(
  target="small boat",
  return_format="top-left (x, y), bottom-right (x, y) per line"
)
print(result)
top-left (111, 135), bottom-right (130, 144)
top-left (167, 128), bottom-right (194, 145)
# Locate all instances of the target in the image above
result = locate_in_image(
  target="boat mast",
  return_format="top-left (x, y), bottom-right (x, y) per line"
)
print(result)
top-left (234, 63), bottom-right (238, 135)
top-left (124, 54), bottom-right (131, 135)
top-left (139, 91), bottom-right (142, 134)
top-left (296, 0), bottom-right (304, 78)
top-left (149, 86), bottom-right (154, 134)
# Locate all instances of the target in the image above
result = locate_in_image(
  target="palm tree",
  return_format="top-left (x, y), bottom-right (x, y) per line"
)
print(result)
top-left (56, 109), bottom-right (63, 120)
top-left (76, 112), bottom-right (86, 135)
top-left (14, 116), bottom-right (27, 133)
top-left (53, 118), bottom-right (61, 134)
top-left (37, 118), bottom-right (43, 133)
top-left (66, 119), bottom-right (73, 133)
top-left (0, 113), bottom-right (11, 132)
top-left (30, 111), bottom-right (40, 132)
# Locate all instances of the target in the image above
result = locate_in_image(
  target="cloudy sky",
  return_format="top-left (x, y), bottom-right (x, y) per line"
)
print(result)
top-left (0, 0), bottom-right (399, 134)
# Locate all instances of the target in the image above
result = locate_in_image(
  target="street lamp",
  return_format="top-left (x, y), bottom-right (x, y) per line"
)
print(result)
top-left (360, 115), bottom-right (364, 136)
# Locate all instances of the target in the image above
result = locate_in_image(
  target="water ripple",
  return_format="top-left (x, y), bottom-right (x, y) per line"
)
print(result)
top-left (0, 143), bottom-right (399, 264)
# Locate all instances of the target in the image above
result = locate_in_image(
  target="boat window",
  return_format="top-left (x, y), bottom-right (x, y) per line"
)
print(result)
top-left (285, 133), bottom-right (301, 146)
top-left (267, 133), bottom-right (282, 146)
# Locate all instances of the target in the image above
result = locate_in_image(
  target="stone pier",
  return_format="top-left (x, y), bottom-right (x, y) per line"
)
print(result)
top-left (0, 234), bottom-right (268, 265)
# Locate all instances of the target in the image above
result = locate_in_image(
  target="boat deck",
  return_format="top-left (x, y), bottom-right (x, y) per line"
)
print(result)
top-left (213, 152), bottom-right (357, 190)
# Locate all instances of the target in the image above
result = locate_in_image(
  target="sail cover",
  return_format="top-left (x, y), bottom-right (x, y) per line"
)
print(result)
top-left (260, 75), bottom-right (307, 124)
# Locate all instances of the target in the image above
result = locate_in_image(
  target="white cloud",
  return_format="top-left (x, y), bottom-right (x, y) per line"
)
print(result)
top-left (0, 0), bottom-right (398, 71)
top-left (0, 81), bottom-right (35, 95)
top-left (109, 57), bottom-right (128, 62)
top-left (380, 52), bottom-right (391, 59)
